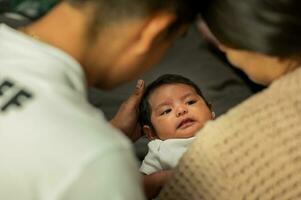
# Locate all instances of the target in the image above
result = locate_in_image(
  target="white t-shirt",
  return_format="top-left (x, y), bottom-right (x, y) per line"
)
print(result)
top-left (140, 137), bottom-right (195, 175)
top-left (0, 24), bottom-right (145, 200)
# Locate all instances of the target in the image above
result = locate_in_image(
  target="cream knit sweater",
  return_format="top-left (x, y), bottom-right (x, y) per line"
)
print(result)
top-left (159, 67), bottom-right (301, 200)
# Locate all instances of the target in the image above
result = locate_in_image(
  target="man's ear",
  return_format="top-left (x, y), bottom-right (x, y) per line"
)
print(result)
top-left (143, 125), bottom-right (158, 140)
top-left (133, 11), bottom-right (176, 54)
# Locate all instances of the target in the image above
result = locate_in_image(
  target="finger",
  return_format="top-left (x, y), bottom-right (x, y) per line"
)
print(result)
top-left (134, 79), bottom-right (145, 96)
top-left (127, 79), bottom-right (144, 106)
top-left (121, 79), bottom-right (144, 112)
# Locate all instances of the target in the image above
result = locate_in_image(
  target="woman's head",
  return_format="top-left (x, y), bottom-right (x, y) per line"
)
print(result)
top-left (201, 0), bottom-right (301, 85)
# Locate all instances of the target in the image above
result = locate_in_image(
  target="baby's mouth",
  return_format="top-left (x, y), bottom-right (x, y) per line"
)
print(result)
top-left (177, 118), bottom-right (195, 129)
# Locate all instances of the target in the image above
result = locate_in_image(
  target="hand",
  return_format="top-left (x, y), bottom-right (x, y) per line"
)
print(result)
top-left (143, 170), bottom-right (173, 200)
top-left (110, 79), bottom-right (145, 142)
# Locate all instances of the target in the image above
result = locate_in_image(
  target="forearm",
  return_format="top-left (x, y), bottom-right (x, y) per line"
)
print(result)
top-left (143, 171), bottom-right (172, 199)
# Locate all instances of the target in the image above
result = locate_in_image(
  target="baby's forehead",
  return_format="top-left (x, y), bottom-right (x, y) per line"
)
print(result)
top-left (151, 83), bottom-right (198, 95)
top-left (148, 83), bottom-right (201, 104)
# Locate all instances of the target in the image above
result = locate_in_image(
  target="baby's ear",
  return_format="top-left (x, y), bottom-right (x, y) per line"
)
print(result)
top-left (207, 102), bottom-right (215, 119)
top-left (211, 111), bottom-right (216, 119)
top-left (143, 125), bottom-right (158, 140)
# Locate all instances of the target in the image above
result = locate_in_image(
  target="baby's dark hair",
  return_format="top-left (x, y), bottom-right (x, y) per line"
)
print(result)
top-left (139, 74), bottom-right (210, 130)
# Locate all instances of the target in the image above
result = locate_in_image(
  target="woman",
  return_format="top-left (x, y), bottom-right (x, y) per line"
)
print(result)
top-left (159, 0), bottom-right (301, 199)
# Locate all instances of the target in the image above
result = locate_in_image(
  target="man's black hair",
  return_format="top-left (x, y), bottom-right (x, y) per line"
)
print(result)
top-left (67, 0), bottom-right (201, 35)
top-left (139, 74), bottom-right (210, 130)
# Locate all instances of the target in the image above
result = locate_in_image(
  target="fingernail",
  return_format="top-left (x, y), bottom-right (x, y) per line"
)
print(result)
top-left (136, 79), bottom-right (143, 89)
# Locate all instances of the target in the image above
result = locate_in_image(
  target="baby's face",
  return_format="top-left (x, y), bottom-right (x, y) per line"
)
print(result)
top-left (148, 83), bottom-right (212, 140)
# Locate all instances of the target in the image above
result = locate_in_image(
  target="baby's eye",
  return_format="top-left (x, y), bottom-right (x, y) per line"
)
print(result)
top-left (160, 109), bottom-right (171, 116)
top-left (187, 100), bottom-right (197, 105)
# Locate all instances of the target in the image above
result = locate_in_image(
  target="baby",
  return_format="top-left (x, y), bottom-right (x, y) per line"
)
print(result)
top-left (138, 74), bottom-right (214, 198)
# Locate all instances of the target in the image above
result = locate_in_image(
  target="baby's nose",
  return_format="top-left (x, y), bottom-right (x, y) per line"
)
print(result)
top-left (176, 106), bottom-right (188, 117)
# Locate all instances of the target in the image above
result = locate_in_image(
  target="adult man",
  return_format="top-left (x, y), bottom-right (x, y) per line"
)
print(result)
top-left (0, 0), bottom-right (199, 199)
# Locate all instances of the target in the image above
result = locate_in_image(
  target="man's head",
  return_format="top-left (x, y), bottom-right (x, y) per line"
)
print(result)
top-left (64, 0), bottom-right (201, 89)
top-left (139, 74), bottom-right (213, 141)
top-left (67, 0), bottom-right (199, 32)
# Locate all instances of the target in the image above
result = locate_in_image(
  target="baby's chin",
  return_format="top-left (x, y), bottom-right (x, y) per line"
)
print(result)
top-left (177, 127), bottom-right (199, 138)
top-left (177, 123), bottom-right (203, 138)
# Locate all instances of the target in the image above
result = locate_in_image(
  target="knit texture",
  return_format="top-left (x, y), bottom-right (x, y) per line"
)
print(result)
top-left (158, 67), bottom-right (301, 200)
